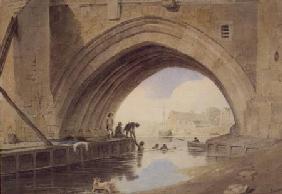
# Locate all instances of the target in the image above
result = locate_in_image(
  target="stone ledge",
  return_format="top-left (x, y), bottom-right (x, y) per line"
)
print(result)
top-left (49, 0), bottom-right (256, 7)
top-left (0, 138), bottom-right (135, 175)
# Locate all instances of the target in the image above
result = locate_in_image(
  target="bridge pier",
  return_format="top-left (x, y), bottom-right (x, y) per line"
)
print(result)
top-left (0, 0), bottom-right (282, 142)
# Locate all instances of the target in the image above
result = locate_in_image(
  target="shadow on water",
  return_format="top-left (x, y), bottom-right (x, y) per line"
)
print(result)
top-left (1, 137), bottom-right (213, 194)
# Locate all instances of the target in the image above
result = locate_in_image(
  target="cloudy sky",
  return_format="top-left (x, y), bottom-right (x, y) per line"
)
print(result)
top-left (115, 67), bottom-right (230, 123)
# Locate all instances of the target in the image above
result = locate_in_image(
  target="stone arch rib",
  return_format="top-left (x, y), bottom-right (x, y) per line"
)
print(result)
top-left (54, 16), bottom-right (255, 137)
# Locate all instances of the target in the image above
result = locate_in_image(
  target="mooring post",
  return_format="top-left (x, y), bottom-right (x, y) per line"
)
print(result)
top-left (32, 152), bottom-right (37, 171)
top-left (50, 149), bottom-right (54, 168)
top-left (80, 147), bottom-right (84, 167)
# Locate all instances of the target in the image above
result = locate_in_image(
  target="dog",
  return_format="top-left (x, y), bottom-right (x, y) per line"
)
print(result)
top-left (92, 178), bottom-right (112, 194)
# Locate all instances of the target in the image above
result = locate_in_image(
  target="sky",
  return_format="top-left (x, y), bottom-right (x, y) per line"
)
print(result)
top-left (140, 67), bottom-right (202, 99)
top-left (115, 67), bottom-right (230, 124)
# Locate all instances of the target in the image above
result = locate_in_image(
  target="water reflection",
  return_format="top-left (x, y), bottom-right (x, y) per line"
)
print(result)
top-left (1, 137), bottom-right (210, 194)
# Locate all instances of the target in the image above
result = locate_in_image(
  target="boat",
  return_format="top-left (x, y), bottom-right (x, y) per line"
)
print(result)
top-left (209, 132), bottom-right (220, 136)
top-left (187, 141), bottom-right (207, 151)
top-left (158, 129), bottom-right (173, 137)
top-left (158, 105), bottom-right (173, 137)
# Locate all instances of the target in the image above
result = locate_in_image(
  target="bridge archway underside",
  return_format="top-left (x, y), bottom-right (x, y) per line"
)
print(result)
top-left (53, 16), bottom-right (255, 138)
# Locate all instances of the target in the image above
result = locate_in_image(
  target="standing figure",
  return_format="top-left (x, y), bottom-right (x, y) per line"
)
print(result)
top-left (106, 113), bottom-right (114, 138)
top-left (130, 122), bottom-right (140, 140)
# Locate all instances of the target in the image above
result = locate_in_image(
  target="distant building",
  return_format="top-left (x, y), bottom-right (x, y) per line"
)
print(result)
top-left (219, 107), bottom-right (234, 128)
top-left (206, 107), bottom-right (221, 126)
top-left (166, 111), bottom-right (201, 135)
top-left (166, 108), bottom-right (234, 135)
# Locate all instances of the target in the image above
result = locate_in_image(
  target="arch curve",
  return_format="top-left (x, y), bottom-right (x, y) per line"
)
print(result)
top-left (54, 16), bottom-right (255, 137)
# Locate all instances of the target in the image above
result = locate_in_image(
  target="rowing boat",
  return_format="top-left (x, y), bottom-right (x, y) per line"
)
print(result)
top-left (187, 141), bottom-right (207, 151)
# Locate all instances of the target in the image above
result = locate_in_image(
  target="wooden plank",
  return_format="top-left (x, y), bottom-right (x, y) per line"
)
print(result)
top-left (0, 16), bottom-right (17, 76)
top-left (0, 86), bottom-right (53, 146)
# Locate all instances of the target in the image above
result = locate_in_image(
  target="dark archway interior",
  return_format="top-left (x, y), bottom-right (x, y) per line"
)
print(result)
top-left (59, 44), bottom-right (236, 137)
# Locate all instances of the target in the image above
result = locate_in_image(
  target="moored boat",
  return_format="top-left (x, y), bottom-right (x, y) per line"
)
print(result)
top-left (187, 141), bottom-right (207, 151)
top-left (158, 129), bottom-right (173, 137)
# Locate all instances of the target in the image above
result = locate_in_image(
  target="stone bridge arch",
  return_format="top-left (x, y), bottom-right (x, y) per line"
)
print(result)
top-left (53, 16), bottom-right (255, 138)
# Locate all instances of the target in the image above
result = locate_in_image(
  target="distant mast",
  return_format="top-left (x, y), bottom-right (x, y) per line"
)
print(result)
top-left (162, 104), bottom-right (166, 130)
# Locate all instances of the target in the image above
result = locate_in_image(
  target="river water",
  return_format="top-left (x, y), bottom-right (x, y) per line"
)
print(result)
top-left (2, 137), bottom-right (215, 194)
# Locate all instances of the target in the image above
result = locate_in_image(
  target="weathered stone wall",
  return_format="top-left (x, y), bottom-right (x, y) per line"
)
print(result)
top-left (0, 0), bottom-right (28, 142)
top-left (49, 0), bottom-right (258, 138)
top-left (0, 0), bottom-right (58, 142)
top-left (49, 1), bottom-right (258, 92)
top-left (1, 0), bottom-right (282, 141)
top-left (245, 0), bottom-right (282, 139)
top-left (13, 0), bottom-right (58, 141)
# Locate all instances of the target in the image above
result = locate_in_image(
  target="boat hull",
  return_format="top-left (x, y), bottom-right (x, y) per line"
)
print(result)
top-left (187, 141), bottom-right (207, 151)
top-left (158, 130), bottom-right (173, 137)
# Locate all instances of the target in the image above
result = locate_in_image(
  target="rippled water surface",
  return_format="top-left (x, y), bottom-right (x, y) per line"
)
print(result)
top-left (2, 137), bottom-right (214, 194)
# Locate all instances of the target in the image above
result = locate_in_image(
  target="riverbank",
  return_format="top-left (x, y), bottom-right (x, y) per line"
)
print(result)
top-left (207, 134), bottom-right (280, 148)
top-left (136, 141), bottom-right (282, 194)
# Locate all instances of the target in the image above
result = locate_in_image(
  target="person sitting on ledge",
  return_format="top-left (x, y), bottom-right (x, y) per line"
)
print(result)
top-left (115, 122), bottom-right (124, 138)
